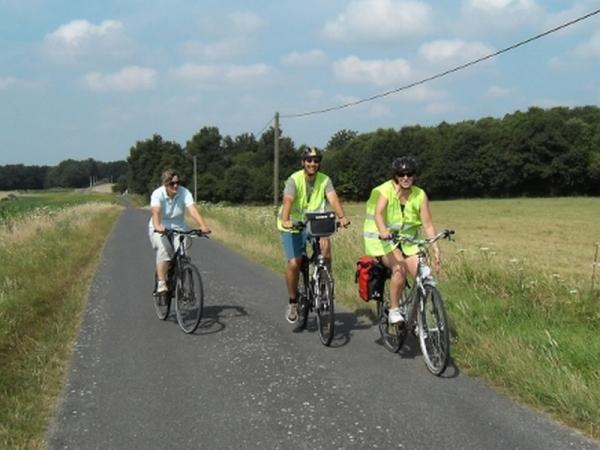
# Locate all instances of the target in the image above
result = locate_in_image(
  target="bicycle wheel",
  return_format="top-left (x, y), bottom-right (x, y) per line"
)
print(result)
top-left (377, 292), bottom-right (406, 353)
top-left (296, 257), bottom-right (310, 329)
top-left (175, 262), bottom-right (204, 334)
top-left (315, 267), bottom-right (334, 346)
top-left (153, 273), bottom-right (171, 320)
top-left (417, 285), bottom-right (450, 376)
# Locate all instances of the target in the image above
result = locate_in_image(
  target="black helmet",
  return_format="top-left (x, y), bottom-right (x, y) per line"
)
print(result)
top-left (392, 156), bottom-right (418, 176)
top-left (301, 147), bottom-right (322, 161)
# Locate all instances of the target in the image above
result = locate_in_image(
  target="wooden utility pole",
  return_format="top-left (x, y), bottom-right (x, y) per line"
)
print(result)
top-left (273, 112), bottom-right (280, 207)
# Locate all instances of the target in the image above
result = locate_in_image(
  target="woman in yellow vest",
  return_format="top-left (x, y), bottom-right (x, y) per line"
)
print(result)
top-left (278, 147), bottom-right (350, 323)
top-left (363, 156), bottom-right (441, 324)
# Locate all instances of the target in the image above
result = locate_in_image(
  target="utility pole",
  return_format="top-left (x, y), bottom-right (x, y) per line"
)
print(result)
top-left (193, 155), bottom-right (197, 202)
top-left (273, 112), bottom-right (280, 207)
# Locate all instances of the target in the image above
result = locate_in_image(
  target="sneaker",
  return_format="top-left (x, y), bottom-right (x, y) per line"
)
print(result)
top-left (286, 303), bottom-right (298, 323)
top-left (157, 280), bottom-right (168, 294)
top-left (389, 307), bottom-right (405, 324)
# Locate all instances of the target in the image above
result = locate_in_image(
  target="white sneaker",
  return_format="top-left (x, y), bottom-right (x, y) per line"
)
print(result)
top-left (389, 307), bottom-right (405, 324)
top-left (157, 280), bottom-right (168, 294)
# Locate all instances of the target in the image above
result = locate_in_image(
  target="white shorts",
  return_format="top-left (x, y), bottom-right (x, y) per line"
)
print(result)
top-left (148, 229), bottom-right (185, 264)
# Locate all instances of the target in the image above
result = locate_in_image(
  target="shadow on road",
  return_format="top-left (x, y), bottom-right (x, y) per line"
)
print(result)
top-left (373, 334), bottom-right (461, 378)
top-left (192, 304), bottom-right (248, 335)
top-left (292, 312), bottom-right (372, 348)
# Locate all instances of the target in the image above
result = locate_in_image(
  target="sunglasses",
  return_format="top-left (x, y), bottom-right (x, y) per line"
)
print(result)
top-left (168, 180), bottom-right (180, 187)
top-left (396, 172), bottom-right (415, 179)
top-left (304, 157), bottom-right (321, 164)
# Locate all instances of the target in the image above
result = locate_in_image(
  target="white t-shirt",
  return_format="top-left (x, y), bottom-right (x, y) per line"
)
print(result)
top-left (148, 185), bottom-right (194, 231)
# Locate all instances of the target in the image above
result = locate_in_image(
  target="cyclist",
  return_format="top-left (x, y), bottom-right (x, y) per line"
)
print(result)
top-left (148, 169), bottom-right (211, 294)
top-left (277, 147), bottom-right (350, 323)
top-left (363, 156), bottom-right (440, 324)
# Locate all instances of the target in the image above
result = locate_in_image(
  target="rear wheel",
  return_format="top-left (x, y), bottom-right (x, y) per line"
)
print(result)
top-left (417, 285), bottom-right (450, 375)
top-left (175, 263), bottom-right (204, 334)
top-left (296, 257), bottom-right (310, 330)
top-left (153, 273), bottom-right (171, 320)
top-left (377, 294), bottom-right (406, 353)
top-left (315, 267), bottom-right (334, 346)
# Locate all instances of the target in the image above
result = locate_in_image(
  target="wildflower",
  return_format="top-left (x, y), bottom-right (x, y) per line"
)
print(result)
top-left (569, 289), bottom-right (578, 295)
top-left (479, 247), bottom-right (490, 252)
top-left (509, 258), bottom-right (519, 264)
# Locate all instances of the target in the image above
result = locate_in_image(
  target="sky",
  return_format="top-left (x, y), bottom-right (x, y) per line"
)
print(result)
top-left (1, 0), bottom-right (599, 166)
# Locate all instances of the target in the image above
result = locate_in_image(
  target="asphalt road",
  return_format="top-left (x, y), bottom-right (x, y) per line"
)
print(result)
top-left (47, 207), bottom-right (598, 450)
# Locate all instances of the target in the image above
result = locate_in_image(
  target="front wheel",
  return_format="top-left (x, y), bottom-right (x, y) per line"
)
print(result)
top-left (296, 256), bottom-right (310, 330)
top-left (153, 273), bottom-right (171, 320)
top-left (315, 267), bottom-right (335, 346)
top-left (417, 285), bottom-right (450, 376)
top-left (175, 263), bottom-right (204, 334)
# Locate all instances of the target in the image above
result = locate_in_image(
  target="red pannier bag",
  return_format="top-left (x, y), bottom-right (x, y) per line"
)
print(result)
top-left (355, 256), bottom-right (386, 302)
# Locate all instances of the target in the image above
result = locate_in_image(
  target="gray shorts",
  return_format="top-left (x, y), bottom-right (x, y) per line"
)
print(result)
top-left (148, 229), bottom-right (184, 264)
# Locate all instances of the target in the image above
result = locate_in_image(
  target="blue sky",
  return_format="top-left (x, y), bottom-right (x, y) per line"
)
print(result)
top-left (1, 0), bottom-right (599, 165)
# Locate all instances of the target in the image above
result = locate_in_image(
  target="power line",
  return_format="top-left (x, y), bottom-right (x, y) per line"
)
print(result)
top-left (280, 8), bottom-right (600, 119)
top-left (255, 116), bottom-right (274, 138)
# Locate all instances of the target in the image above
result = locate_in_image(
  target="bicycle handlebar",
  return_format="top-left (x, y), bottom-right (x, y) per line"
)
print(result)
top-left (154, 228), bottom-right (210, 238)
top-left (380, 228), bottom-right (454, 246)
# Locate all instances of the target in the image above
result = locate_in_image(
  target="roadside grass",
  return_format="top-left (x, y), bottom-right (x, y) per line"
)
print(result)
top-left (200, 198), bottom-right (600, 439)
top-left (0, 202), bottom-right (121, 450)
top-left (0, 191), bottom-right (118, 224)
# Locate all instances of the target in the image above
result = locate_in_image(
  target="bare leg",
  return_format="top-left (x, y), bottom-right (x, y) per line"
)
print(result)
top-left (285, 257), bottom-right (302, 299)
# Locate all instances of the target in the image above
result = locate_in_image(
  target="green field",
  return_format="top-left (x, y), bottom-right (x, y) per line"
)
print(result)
top-left (0, 191), bottom-right (118, 224)
top-left (200, 197), bottom-right (600, 439)
top-left (0, 191), bottom-right (121, 450)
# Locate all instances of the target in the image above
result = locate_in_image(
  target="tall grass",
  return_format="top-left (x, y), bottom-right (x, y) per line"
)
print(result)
top-left (200, 198), bottom-right (600, 439)
top-left (0, 202), bottom-right (121, 450)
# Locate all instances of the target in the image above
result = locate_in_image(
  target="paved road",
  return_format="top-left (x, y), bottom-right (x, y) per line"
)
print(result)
top-left (47, 207), bottom-right (597, 449)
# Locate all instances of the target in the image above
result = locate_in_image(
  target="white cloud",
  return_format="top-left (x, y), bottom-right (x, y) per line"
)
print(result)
top-left (43, 19), bottom-right (132, 62)
top-left (225, 64), bottom-right (270, 81)
top-left (333, 56), bottom-right (411, 86)
top-left (0, 76), bottom-right (18, 89)
top-left (182, 39), bottom-right (246, 61)
top-left (322, 0), bottom-right (432, 42)
top-left (459, 0), bottom-right (542, 35)
top-left (573, 31), bottom-right (600, 60)
top-left (228, 11), bottom-right (265, 34)
top-left (486, 85), bottom-right (511, 97)
top-left (419, 40), bottom-right (494, 64)
top-left (170, 63), bottom-right (271, 83)
top-left (82, 66), bottom-right (157, 92)
top-left (283, 50), bottom-right (328, 67)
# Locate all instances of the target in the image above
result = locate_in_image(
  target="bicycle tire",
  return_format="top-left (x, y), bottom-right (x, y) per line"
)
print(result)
top-left (417, 285), bottom-right (450, 376)
top-left (377, 293), bottom-right (406, 353)
top-left (296, 257), bottom-right (310, 330)
top-left (175, 262), bottom-right (204, 334)
top-left (153, 273), bottom-right (171, 320)
top-left (315, 267), bottom-right (335, 346)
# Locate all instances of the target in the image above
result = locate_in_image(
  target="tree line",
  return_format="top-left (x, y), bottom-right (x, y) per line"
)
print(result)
top-left (126, 105), bottom-right (600, 201)
top-left (0, 159), bottom-right (127, 191)
top-left (4, 105), bottom-right (599, 200)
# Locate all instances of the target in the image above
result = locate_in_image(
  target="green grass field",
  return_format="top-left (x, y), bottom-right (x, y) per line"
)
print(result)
top-left (0, 192), bottom-right (121, 450)
top-left (200, 197), bottom-right (600, 439)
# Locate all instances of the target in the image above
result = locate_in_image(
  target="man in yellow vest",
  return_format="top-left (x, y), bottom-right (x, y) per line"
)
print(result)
top-left (278, 147), bottom-right (350, 323)
top-left (363, 156), bottom-right (441, 324)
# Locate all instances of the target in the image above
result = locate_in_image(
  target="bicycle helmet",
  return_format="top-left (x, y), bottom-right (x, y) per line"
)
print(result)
top-left (301, 147), bottom-right (322, 162)
top-left (391, 156), bottom-right (418, 176)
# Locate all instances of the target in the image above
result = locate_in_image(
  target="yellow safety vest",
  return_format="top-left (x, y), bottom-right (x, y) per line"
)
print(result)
top-left (363, 180), bottom-right (425, 256)
top-left (277, 170), bottom-right (329, 233)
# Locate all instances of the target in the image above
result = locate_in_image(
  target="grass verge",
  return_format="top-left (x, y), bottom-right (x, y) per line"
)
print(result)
top-left (0, 203), bottom-right (121, 450)
top-left (199, 200), bottom-right (599, 440)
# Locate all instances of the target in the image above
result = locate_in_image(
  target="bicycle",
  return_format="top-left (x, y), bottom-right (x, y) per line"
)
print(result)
top-left (293, 211), bottom-right (341, 346)
top-left (377, 229), bottom-right (455, 375)
top-left (152, 228), bottom-right (208, 334)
